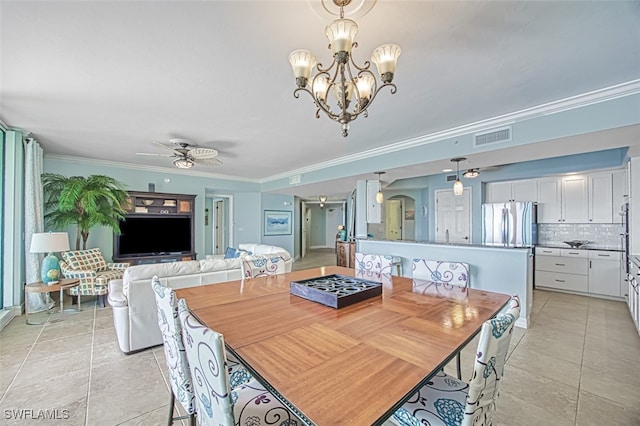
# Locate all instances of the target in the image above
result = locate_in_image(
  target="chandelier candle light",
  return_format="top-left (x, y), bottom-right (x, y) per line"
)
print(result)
top-left (289, 0), bottom-right (401, 137)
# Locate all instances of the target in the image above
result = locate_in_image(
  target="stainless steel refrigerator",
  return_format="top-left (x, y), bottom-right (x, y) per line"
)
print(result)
top-left (482, 202), bottom-right (537, 247)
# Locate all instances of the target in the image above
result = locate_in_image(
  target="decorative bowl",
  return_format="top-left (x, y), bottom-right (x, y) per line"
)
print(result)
top-left (563, 240), bottom-right (590, 249)
top-left (141, 200), bottom-right (154, 206)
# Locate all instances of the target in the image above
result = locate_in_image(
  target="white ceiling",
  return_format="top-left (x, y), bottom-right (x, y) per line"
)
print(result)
top-left (1, 0), bottom-right (639, 198)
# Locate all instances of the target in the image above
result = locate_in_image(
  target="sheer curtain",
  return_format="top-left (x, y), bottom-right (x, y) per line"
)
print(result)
top-left (24, 138), bottom-right (53, 312)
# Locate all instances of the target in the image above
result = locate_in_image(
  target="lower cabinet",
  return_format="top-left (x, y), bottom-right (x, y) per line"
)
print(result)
top-left (588, 251), bottom-right (621, 297)
top-left (535, 248), bottom-right (622, 298)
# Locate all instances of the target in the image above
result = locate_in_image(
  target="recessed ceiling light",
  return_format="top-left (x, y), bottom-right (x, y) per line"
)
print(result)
top-left (442, 168), bottom-right (453, 173)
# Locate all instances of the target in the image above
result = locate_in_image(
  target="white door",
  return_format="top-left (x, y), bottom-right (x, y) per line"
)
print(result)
top-left (435, 188), bottom-right (471, 243)
top-left (385, 199), bottom-right (403, 240)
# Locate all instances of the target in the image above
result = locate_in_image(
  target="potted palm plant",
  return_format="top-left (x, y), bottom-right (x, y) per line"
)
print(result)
top-left (42, 174), bottom-right (129, 250)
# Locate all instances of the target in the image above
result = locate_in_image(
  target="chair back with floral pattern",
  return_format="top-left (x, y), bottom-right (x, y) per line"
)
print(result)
top-left (241, 253), bottom-right (288, 278)
top-left (355, 253), bottom-right (395, 275)
top-left (412, 259), bottom-right (469, 287)
top-left (178, 299), bottom-right (235, 425)
top-left (461, 295), bottom-right (520, 426)
top-left (151, 277), bottom-right (195, 415)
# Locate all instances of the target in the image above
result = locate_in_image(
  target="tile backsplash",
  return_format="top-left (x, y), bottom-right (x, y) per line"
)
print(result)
top-left (538, 223), bottom-right (624, 249)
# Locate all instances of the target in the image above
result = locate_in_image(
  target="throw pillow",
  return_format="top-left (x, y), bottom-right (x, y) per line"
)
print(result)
top-left (224, 247), bottom-right (237, 259)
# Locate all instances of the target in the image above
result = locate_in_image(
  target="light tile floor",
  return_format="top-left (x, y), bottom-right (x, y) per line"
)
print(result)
top-left (1, 249), bottom-right (639, 425)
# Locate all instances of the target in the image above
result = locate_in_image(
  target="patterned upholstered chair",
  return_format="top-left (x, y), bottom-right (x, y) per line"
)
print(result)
top-left (412, 259), bottom-right (470, 379)
top-left (177, 299), bottom-right (299, 426)
top-left (412, 259), bottom-right (469, 287)
top-left (241, 253), bottom-right (289, 279)
top-left (152, 278), bottom-right (252, 425)
top-left (355, 253), bottom-right (401, 275)
top-left (390, 295), bottom-right (521, 426)
top-left (60, 248), bottom-right (129, 307)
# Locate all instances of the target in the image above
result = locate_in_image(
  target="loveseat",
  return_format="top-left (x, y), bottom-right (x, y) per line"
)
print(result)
top-left (108, 244), bottom-right (292, 353)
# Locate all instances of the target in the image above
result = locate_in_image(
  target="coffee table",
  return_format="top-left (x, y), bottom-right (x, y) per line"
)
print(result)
top-left (24, 278), bottom-right (81, 325)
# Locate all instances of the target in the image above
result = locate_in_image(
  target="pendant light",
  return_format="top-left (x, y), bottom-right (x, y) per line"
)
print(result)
top-left (374, 171), bottom-right (385, 203)
top-left (451, 158), bottom-right (465, 196)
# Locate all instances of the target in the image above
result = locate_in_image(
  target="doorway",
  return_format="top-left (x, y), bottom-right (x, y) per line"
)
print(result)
top-left (385, 199), bottom-right (403, 240)
top-left (205, 194), bottom-right (234, 255)
top-left (435, 188), bottom-right (472, 243)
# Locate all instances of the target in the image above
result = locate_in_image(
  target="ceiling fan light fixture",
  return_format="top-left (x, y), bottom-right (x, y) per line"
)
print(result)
top-left (173, 158), bottom-right (194, 169)
top-left (462, 168), bottom-right (480, 178)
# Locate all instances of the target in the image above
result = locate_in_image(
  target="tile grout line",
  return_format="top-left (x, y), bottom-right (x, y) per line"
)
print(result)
top-left (574, 298), bottom-right (592, 426)
top-left (0, 321), bottom-right (47, 403)
top-left (84, 303), bottom-right (98, 426)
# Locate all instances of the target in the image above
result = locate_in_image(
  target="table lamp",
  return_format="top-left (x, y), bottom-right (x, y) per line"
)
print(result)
top-left (30, 232), bottom-right (70, 285)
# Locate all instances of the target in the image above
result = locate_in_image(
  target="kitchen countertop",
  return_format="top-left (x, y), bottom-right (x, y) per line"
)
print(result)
top-left (536, 244), bottom-right (623, 252)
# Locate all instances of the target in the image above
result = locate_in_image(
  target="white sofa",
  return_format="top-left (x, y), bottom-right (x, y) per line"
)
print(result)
top-left (108, 244), bottom-right (292, 353)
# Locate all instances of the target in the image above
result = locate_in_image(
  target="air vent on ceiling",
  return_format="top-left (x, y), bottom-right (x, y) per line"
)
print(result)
top-left (474, 126), bottom-right (512, 147)
top-left (446, 175), bottom-right (458, 182)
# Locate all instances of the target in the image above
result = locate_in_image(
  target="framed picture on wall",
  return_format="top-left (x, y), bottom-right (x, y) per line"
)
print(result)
top-left (264, 210), bottom-right (292, 235)
top-left (405, 209), bottom-right (415, 220)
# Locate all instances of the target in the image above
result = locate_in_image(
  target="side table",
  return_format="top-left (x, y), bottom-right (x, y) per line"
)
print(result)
top-left (25, 279), bottom-right (81, 325)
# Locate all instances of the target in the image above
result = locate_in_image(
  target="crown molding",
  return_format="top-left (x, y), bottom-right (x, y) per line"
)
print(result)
top-left (45, 154), bottom-right (258, 183)
top-left (265, 80), bottom-right (640, 183)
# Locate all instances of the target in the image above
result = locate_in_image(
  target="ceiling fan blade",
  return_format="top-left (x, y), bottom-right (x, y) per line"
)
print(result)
top-left (152, 141), bottom-right (178, 152)
top-left (188, 147), bottom-right (219, 159)
top-left (136, 152), bottom-right (173, 157)
top-left (193, 157), bottom-right (223, 166)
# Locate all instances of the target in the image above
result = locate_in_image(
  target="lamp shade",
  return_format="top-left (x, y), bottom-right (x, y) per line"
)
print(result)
top-left (30, 232), bottom-right (70, 284)
top-left (325, 18), bottom-right (358, 54)
top-left (30, 232), bottom-right (70, 254)
top-left (371, 44), bottom-right (401, 81)
top-left (173, 158), bottom-right (194, 169)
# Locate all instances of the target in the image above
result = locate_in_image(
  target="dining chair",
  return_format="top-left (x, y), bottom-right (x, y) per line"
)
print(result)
top-left (177, 298), bottom-right (299, 426)
top-left (390, 295), bottom-right (521, 426)
top-left (152, 278), bottom-right (251, 425)
top-left (412, 259), bottom-right (469, 286)
top-left (355, 253), bottom-right (401, 275)
top-left (412, 259), bottom-right (470, 379)
top-left (241, 254), bottom-right (288, 279)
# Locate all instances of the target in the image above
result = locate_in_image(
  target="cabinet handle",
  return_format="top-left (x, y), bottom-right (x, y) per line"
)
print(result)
top-left (589, 260), bottom-right (592, 268)
top-left (555, 279), bottom-right (566, 283)
top-left (568, 252), bottom-right (579, 255)
top-left (597, 254), bottom-right (610, 257)
top-left (555, 263), bottom-right (565, 266)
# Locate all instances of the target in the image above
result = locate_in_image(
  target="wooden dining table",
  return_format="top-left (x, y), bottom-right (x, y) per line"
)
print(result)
top-left (175, 266), bottom-right (511, 425)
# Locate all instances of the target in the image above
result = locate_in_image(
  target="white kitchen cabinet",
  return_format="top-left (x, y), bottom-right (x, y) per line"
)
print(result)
top-left (562, 175), bottom-right (589, 223)
top-left (486, 179), bottom-right (537, 203)
top-left (536, 247), bottom-right (624, 299)
top-left (588, 172), bottom-right (614, 223)
top-left (537, 177), bottom-right (562, 223)
top-left (535, 248), bottom-right (588, 293)
top-left (612, 169), bottom-right (628, 224)
top-left (588, 250), bottom-right (621, 297)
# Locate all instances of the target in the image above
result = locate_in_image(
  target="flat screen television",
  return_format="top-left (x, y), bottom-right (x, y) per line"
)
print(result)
top-left (116, 216), bottom-right (192, 257)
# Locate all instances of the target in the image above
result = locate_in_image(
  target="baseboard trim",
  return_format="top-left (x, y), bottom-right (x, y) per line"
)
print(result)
top-left (0, 307), bottom-right (20, 331)
top-left (515, 317), bottom-right (528, 329)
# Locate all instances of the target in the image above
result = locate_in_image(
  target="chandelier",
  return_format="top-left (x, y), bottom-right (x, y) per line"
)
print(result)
top-left (289, 0), bottom-right (401, 137)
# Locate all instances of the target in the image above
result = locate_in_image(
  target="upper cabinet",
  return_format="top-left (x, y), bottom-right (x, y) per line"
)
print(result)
top-left (485, 179), bottom-right (537, 203)
top-left (535, 169), bottom-right (626, 224)
top-left (537, 177), bottom-right (562, 223)
top-left (562, 175), bottom-right (589, 223)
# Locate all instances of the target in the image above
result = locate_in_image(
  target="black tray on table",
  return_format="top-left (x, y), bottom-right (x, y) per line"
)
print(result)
top-left (289, 274), bottom-right (382, 309)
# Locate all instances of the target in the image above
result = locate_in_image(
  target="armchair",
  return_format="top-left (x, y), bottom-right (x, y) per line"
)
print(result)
top-left (60, 248), bottom-right (129, 307)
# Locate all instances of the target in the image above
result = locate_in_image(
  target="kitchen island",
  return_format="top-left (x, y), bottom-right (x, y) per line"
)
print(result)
top-left (357, 239), bottom-right (533, 328)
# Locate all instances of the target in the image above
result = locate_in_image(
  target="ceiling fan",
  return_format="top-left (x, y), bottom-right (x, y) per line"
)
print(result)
top-left (136, 138), bottom-right (222, 169)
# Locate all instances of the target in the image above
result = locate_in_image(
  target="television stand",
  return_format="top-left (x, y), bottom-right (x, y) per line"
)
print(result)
top-left (114, 252), bottom-right (196, 266)
top-left (114, 191), bottom-right (197, 265)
